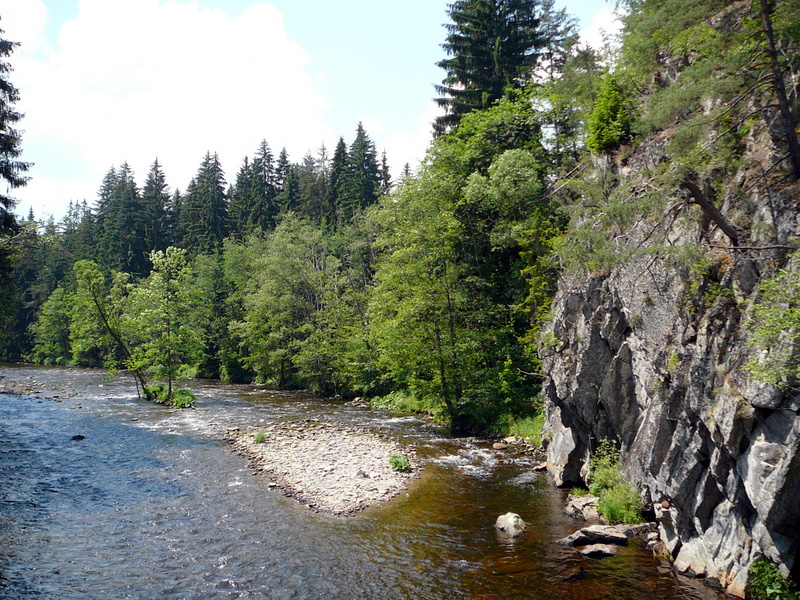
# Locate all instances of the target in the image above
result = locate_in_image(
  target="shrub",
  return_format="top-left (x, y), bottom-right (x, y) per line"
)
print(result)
top-left (145, 384), bottom-right (195, 408)
top-left (493, 413), bottom-right (545, 446)
top-left (748, 559), bottom-right (799, 600)
top-left (253, 431), bottom-right (267, 444)
top-left (170, 389), bottom-right (195, 409)
top-left (389, 454), bottom-right (412, 473)
top-left (588, 438), bottom-right (643, 524)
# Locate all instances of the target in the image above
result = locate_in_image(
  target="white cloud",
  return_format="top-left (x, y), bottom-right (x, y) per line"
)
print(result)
top-left (579, 5), bottom-right (622, 51)
top-left (4, 0), bottom-right (335, 218)
top-left (378, 101), bottom-right (441, 179)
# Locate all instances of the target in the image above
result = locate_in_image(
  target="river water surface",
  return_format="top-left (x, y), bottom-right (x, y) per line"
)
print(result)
top-left (0, 365), bottom-right (725, 600)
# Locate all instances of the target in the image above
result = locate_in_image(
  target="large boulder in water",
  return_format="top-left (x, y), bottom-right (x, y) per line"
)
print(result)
top-left (495, 512), bottom-right (527, 537)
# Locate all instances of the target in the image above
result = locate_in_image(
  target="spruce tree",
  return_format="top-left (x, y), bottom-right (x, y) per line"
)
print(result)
top-left (434, 0), bottom-right (543, 135)
top-left (326, 137), bottom-right (348, 229)
top-left (0, 29), bottom-right (30, 336)
top-left (337, 123), bottom-right (380, 227)
top-left (180, 152), bottom-right (228, 254)
top-left (141, 159), bottom-right (170, 256)
top-left (0, 30), bottom-right (29, 235)
top-left (228, 156), bottom-right (255, 236)
top-left (251, 140), bottom-right (280, 231)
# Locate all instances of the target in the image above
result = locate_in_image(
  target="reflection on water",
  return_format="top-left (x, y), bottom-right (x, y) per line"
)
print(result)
top-left (0, 365), bottom-right (725, 600)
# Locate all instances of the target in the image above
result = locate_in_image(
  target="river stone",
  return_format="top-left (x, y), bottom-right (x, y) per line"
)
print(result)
top-left (579, 544), bottom-right (619, 558)
top-left (557, 525), bottom-right (629, 547)
top-left (564, 494), bottom-right (600, 521)
top-left (495, 512), bottom-right (527, 537)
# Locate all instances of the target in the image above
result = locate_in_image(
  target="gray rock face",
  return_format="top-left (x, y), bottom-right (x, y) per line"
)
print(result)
top-left (539, 110), bottom-right (800, 596)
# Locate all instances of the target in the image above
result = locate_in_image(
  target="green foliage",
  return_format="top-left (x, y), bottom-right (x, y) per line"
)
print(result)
top-left (492, 412), bottom-right (545, 445)
top-left (388, 454), bottom-right (412, 473)
top-left (253, 431), bottom-right (267, 444)
top-left (145, 384), bottom-right (195, 408)
top-left (369, 93), bottom-right (563, 433)
top-left (748, 559), bottom-right (799, 600)
top-left (746, 256), bottom-right (800, 387)
top-left (124, 247), bottom-right (204, 400)
top-left (29, 285), bottom-right (72, 364)
top-left (588, 439), bottom-right (643, 524)
top-left (434, 0), bottom-right (542, 135)
top-left (585, 75), bottom-right (634, 155)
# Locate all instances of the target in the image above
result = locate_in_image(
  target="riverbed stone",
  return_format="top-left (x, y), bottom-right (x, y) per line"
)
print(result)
top-left (228, 420), bottom-right (417, 516)
top-left (495, 512), bottom-right (527, 537)
top-left (579, 544), bottom-right (619, 558)
top-left (557, 525), bottom-right (629, 547)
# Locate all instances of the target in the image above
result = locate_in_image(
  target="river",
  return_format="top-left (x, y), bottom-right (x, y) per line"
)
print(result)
top-left (0, 364), bottom-right (725, 600)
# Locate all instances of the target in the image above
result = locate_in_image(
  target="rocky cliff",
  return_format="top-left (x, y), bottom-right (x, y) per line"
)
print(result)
top-left (540, 101), bottom-right (800, 595)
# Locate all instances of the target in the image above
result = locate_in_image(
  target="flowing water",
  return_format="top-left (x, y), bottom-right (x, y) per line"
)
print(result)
top-left (0, 365), bottom-right (725, 600)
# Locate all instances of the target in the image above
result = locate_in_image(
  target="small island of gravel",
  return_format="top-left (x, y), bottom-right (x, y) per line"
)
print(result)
top-left (226, 419), bottom-right (418, 516)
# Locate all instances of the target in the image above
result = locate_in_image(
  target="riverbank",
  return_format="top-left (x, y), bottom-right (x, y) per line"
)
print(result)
top-left (225, 420), bottom-right (418, 516)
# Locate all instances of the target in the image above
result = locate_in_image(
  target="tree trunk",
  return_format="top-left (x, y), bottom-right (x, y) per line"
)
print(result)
top-left (760, 0), bottom-right (800, 179)
top-left (682, 178), bottom-right (740, 247)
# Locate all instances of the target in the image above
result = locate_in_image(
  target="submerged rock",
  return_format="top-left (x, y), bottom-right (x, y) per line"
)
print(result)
top-left (494, 512), bottom-right (527, 537)
top-left (579, 544), bottom-right (619, 559)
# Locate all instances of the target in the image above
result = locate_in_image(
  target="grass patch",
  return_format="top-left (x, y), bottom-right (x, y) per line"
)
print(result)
top-left (253, 431), bottom-right (267, 444)
top-left (370, 390), bottom-right (449, 423)
top-left (588, 439), bottom-right (643, 524)
top-left (489, 412), bottom-right (545, 445)
top-left (389, 454), bottom-right (412, 473)
top-left (748, 559), bottom-right (799, 600)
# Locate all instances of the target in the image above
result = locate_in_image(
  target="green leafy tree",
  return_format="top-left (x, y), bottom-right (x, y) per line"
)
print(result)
top-left (29, 284), bottom-right (72, 364)
top-left (70, 260), bottom-right (149, 395)
top-left (125, 247), bottom-right (204, 402)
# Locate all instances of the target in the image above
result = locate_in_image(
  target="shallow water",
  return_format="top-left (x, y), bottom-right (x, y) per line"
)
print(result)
top-left (0, 365), bottom-right (725, 600)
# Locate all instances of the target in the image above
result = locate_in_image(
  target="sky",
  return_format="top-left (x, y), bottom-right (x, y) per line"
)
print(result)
top-left (0, 0), bottom-right (621, 220)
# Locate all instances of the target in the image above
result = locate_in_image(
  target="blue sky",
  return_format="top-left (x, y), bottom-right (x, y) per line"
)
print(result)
top-left (0, 0), bottom-right (619, 219)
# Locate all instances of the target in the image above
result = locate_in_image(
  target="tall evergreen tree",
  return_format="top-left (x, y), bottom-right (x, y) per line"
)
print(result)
top-left (94, 162), bottom-right (150, 276)
top-left (337, 123), bottom-right (381, 227)
top-left (251, 140), bottom-right (280, 231)
top-left (228, 156), bottom-right (256, 236)
top-left (434, 0), bottom-right (543, 135)
top-left (140, 159), bottom-right (170, 255)
top-left (326, 137), bottom-right (348, 229)
top-left (179, 152), bottom-right (228, 254)
top-left (379, 150), bottom-right (393, 196)
top-left (0, 29), bottom-right (29, 236)
top-left (0, 29), bottom-right (30, 339)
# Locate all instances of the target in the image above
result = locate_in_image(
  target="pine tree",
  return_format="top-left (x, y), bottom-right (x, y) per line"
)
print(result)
top-left (0, 30), bottom-right (29, 235)
top-left (434, 0), bottom-right (543, 135)
top-left (228, 156), bottom-right (255, 236)
top-left (179, 152), bottom-right (228, 254)
top-left (379, 150), bottom-right (393, 196)
top-left (251, 140), bottom-right (280, 231)
top-left (140, 159), bottom-right (170, 256)
top-left (94, 163), bottom-right (151, 276)
top-left (337, 123), bottom-right (381, 227)
top-left (326, 137), bottom-right (348, 229)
